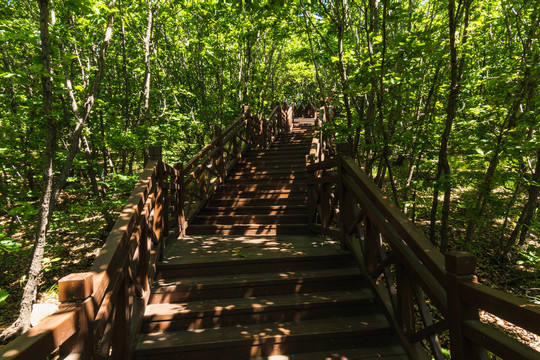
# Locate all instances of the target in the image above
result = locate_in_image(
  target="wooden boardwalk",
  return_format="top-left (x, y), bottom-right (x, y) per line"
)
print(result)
top-left (133, 122), bottom-right (408, 359)
top-left (3, 108), bottom-right (539, 360)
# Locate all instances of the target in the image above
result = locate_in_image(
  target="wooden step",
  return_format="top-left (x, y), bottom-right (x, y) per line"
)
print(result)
top-left (224, 178), bottom-right (306, 185)
top-left (227, 173), bottom-right (307, 181)
top-left (238, 159), bottom-right (307, 166)
top-left (268, 144), bottom-right (311, 150)
top-left (210, 192), bottom-right (306, 200)
top-left (271, 141), bottom-right (312, 146)
top-left (235, 163), bottom-right (307, 171)
top-left (185, 223), bottom-right (308, 236)
top-left (158, 238), bottom-right (354, 277)
top-left (219, 183), bottom-right (305, 191)
top-left (230, 169), bottom-right (306, 177)
top-left (208, 197), bottom-right (306, 207)
top-left (212, 189), bottom-right (305, 198)
top-left (191, 215), bottom-right (307, 225)
top-left (135, 314), bottom-right (394, 360)
top-left (247, 150), bottom-right (309, 157)
top-left (199, 205), bottom-right (307, 216)
top-left (142, 289), bottom-right (374, 332)
top-left (151, 268), bottom-right (363, 303)
top-left (251, 346), bottom-right (408, 360)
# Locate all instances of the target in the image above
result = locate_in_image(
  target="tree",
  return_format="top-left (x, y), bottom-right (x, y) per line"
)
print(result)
top-left (1, 0), bottom-right (116, 340)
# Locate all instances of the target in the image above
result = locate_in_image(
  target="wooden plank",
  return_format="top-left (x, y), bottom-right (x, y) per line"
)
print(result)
top-left (463, 320), bottom-right (540, 360)
top-left (341, 171), bottom-right (448, 313)
top-left (306, 174), bottom-right (338, 185)
top-left (136, 314), bottom-right (391, 355)
top-left (306, 158), bottom-right (338, 172)
top-left (91, 161), bottom-right (157, 310)
top-left (340, 157), bottom-right (446, 285)
top-left (460, 282), bottom-right (540, 334)
top-left (308, 223), bottom-right (340, 240)
top-left (0, 307), bottom-right (79, 360)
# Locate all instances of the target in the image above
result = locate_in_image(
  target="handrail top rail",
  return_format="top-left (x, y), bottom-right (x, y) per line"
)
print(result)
top-left (307, 153), bottom-right (447, 287)
top-left (461, 281), bottom-right (540, 335)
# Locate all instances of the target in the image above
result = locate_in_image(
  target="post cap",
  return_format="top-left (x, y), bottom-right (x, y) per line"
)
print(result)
top-left (148, 145), bottom-right (162, 160)
top-left (445, 251), bottom-right (476, 275)
top-left (337, 142), bottom-right (352, 156)
top-left (58, 272), bottom-right (93, 302)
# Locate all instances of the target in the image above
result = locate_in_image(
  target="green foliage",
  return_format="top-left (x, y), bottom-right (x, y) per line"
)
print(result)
top-left (0, 289), bottom-right (9, 307)
top-left (0, 0), bottom-right (538, 331)
top-left (0, 234), bottom-right (22, 254)
top-left (516, 245), bottom-right (540, 270)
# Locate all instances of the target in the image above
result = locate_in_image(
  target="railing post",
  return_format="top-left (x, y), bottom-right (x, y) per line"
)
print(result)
top-left (58, 273), bottom-right (94, 360)
top-left (271, 110), bottom-right (276, 139)
top-left (174, 162), bottom-right (186, 236)
top-left (446, 251), bottom-right (481, 359)
top-left (337, 143), bottom-right (353, 250)
top-left (396, 260), bottom-right (415, 337)
top-left (149, 145), bottom-right (164, 243)
top-left (306, 154), bottom-right (316, 232)
top-left (216, 126), bottom-right (225, 181)
top-left (111, 269), bottom-right (130, 360)
top-left (243, 106), bottom-right (254, 147)
top-left (262, 117), bottom-right (268, 148)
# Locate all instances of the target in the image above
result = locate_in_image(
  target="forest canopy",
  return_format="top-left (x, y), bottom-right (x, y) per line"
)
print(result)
top-left (0, 0), bottom-right (538, 341)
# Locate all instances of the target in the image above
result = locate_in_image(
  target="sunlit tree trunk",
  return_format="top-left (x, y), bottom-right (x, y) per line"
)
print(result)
top-left (0, 0), bottom-right (116, 341)
top-left (429, 0), bottom-right (472, 251)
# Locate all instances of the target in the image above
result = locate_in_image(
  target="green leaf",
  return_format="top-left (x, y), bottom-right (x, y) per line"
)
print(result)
top-left (0, 290), bottom-right (9, 307)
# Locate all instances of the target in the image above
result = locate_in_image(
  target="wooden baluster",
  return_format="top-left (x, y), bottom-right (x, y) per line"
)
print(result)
top-left (446, 251), bottom-right (483, 359)
top-left (337, 143), bottom-right (353, 250)
top-left (58, 273), bottom-right (94, 360)
top-left (363, 216), bottom-right (380, 277)
top-left (262, 117), bottom-right (268, 148)
top-left (243, 105), bottom-right (253, 147)
top-left (149, 145), bottom-right (164, 243)
top-left (306, 154), bottom-right (316, 231)
top-left (272, 111), bottom-right (276, 139)
top-left (174, 162), bottom-right (186, 236)
top-left (139, 217), bottom-right (150, 294)
top-left (216, 126), bottom-right (225, 182)
top-left (111, 269), bottom-right (130, 360)
top-left (199, 167), bottom-right (207, 198)
top-left (233, 134), bottom-right (239, 159)
top-left (396, 260), bottom-right (415, 337)
top-left (320, 172), bottom-right (332, 228)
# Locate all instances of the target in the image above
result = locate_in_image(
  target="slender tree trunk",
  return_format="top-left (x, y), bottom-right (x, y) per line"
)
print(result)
top-left (82, 135), bottom-right (100, 196)
top-left (138, 0), bottom-right (154, 133)
top-left (429, 0), bottom-right (472, 251)
top-left (1, 0), bottom-right (116, 341)
top-left (506, 148), bottom-right (540, 252)
top-left (119, 0), bottom-right (131, 171)
top-left (0, 0), bottom-right (55, 340)
top-left (465, 12), bottom-right (539, 245)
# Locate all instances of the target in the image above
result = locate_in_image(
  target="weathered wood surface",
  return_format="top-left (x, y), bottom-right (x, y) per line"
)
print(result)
top-left (0, 106), bottom-right (290, 360)
top-left (135, 232), bottom-right (407, 359)
top-left (133, 118), bottom-right (408, 359)
top-left (305, 104), bottom-right (540, 360)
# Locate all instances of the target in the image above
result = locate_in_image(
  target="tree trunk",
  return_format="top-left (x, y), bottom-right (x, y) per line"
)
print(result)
top-left (506, 148), bottom-right (540, 252)
top-left (0, 0), bottom-right (116, 341)
top-left (0, 0), bottom-right (56, 340)
top-left (429, 0), bottom-right (472, 251)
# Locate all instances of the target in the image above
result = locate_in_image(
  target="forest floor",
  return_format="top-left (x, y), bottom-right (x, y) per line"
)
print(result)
top-left (0, 179), bottom-right (538, 352)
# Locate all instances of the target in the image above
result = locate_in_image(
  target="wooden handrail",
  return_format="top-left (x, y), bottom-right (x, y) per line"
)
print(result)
top-left (306, 140), bottom-right (540, 360)
top-left (0, 105), bottom-right (290, 360)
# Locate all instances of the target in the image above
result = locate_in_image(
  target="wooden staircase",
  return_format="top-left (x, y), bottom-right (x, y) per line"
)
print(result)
top-left (134, 123), bottom-right (408, 359)
top-left (186, 126), bottom-right (313, 236)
